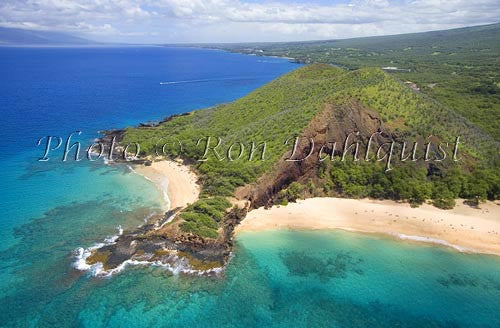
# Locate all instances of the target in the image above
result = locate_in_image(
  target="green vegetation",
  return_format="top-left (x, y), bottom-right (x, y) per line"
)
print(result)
top-left (125, 65), bottom-right (347, 237)
top-left (324, 161), bottom-right (498, 207)
top-left (276, 160), bottom-right (499, 209)
top-left (180, 197), bottom-right (231, 238)
top-left (123, 63), bottom-right (499, 238)
top-left (279, 182), bottom-right (306, 204)
top-left (124, 64), bottom-right (346, 198)
top-left (207, 23), bottom-right (500, 140)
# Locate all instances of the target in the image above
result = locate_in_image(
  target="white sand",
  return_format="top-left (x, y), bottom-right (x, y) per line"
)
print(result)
top-left (133, 160), bottom-right (200, 210)
top-left (236, 197), bottom-right (500, 256)
top-left (130, 162), bottom-right (500, 255)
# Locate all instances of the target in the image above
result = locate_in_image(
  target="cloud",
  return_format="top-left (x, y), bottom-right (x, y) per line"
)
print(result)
top-left (0, 0), bottom-right (499, 42)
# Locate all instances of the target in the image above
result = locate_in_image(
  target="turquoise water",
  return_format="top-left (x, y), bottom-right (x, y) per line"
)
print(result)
top-left (4, 229), bottom-right (499, 327)
top-left (0, 46), bottom-right (299, 326)
top-left (1, 47), bottom-right (499, 327)
top-left (85, 230), bottom-right (499, 327)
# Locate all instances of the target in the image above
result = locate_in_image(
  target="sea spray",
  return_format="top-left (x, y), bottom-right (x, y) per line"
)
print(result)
top-left (75, 249), bottom-right (224, 278)
top-left (73, 225), bottom-right (123, 271)
top-left (73, 224), bottom-right (224, 278)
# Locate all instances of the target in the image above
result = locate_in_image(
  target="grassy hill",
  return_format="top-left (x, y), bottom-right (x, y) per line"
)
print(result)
top-left (121, 64), bottom-right (499, 239)
top-left (201, 24), bottom-right (500, 140)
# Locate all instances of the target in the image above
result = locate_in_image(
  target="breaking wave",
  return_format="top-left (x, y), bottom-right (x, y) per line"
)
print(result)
top-left (73, 225), bottom-right (123, 271)
top-left (390, 232), bottom-right (474, 253)
top-left (73, 225), bottom-right (224, 278)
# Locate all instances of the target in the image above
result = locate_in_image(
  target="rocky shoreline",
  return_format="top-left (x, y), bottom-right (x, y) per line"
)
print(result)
top-left (79, 115), bottom-right (250, 275)
top-left (79, 98), bottom-right (492, 277)
top-left (78, 101), bottom-right (399, 276)
top-left (80, 203), bottom-right (248, 276)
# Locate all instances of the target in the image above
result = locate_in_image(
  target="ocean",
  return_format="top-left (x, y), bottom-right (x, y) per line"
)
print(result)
top-left (0, 46), bottom-right (499, 327)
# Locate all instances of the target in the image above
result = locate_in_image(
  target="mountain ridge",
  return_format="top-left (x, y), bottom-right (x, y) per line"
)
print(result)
top-left (198, 23), bottom-right (500, 141)
top-left (0, 27), bottom-right (95, 45)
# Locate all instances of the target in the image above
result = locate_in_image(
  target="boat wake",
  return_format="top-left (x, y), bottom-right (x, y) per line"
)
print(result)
top-left (159, 76), bottom-right (256, 85)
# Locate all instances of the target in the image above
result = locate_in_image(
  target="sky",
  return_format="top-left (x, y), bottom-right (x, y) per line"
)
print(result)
top-left (0, 0), bottom-right (499, 43)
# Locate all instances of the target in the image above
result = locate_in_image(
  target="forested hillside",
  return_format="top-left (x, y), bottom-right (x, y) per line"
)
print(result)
top-left (201, 24), bottom-right (500, 140)
top-left (121, 64), bottom-right (499, 239)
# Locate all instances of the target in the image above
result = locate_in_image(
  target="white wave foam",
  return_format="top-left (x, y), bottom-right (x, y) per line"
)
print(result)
top-left (73, 242), bottom-right (105, 271)
top-left (100, 256), bottom-right (223, 277)
top-left (74, 224), bottom-right (223, 278)
top-left (73, 225), bottom-right (123, 272)
top-left (74, 247), bottom-right (93, 271)
top-left (390, 232), bottom-right (473, 253)
top-left (77, 249), bottom-right (224, 278)
top-left (143, 211), bottom-right (157, 224)
top-left (103, 225), bottom-right (122, 243)
top-left (336, 227), bottom-right (478, 254)
top-left (160, 79), bottom-right (209, 85)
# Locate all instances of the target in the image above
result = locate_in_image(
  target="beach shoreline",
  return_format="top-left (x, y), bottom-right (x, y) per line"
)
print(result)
top-left (132, 160), bottom-right (200, 211)
top-left (236, 197), bottom-right (500, 256)
top-left (128, 160), bottom-right (500, 257)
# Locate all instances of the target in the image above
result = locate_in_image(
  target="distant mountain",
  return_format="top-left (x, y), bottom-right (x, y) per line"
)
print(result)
top-left (201, 23), bottom-right (500, 141)
top-left (200, 23), bottom-right (500, 55)
top-left (0, 27), bottom-right (95, 45)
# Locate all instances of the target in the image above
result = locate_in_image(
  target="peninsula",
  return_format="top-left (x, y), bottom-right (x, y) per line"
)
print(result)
top-left (77, 59), bottom-right (499, 276)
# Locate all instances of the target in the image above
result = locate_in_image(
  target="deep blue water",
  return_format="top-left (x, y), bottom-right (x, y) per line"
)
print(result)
top-left (0, 46), bottom-right (499, 327)
top-left (0, 46), bottom-right (298, 248)
top-left (0, 46), bottom-right (296, 156)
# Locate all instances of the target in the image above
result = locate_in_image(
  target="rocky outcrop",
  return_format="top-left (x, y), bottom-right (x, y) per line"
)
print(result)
top-left (86, 99), bottom-right (397, 274)
top-left (84, 205), bottom-right (248, 274)
top-left (236, 98), bottom-right (392, 209)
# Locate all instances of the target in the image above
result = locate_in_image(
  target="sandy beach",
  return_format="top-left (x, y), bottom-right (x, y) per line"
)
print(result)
top-left (133, 160), bottom-right (200, 210)
top-left (131, 161), bottom-right (500, 256)
top-left (236, 198), bottom-right (500, 256)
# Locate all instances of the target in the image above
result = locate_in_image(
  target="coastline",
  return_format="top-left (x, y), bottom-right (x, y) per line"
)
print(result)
top-left (133, 160), bottom-right (200, 210)
top-left (127, 160), bottom-right (500, 257)
top-left (236, 197), bottom-right (500, 256)
top-left (75, 159), bottom-right (213, 277)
